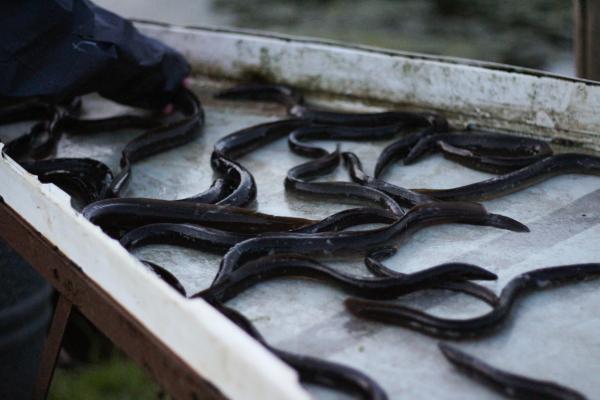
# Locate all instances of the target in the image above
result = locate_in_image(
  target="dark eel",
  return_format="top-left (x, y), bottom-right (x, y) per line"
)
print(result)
top-left (182, 178), bottom-right (230, 204)
top-left (295, 207), bottom-right (397, 234)
top-left (120, 223), bottom-right (250, 253)
top-left (343, 151), bottom-right (436, 208)
top-left (213, 119), bottom-right (306, 159)
top-left (3, 121), bottom-right (55, 161)
top-left (111, 251), bottom-right (388, 398)
top-left (216, 82), bottom-right (445, 128)
top-left (1, 97), bottom-right (84, 161)
top-left (211, 300), bottom-right (389, 400)
top-left (287, 122), bottom-right (437, 159)
top-left (212, 202), bottom-right (528, 285)
top-left (403, 129), bottom-right (553, 173)
top-left (4, 91), bottom-right (223, 204)
top-left (20, 158), bottom-right (113, 206)
top-left (210, 119), bottom-right (307, 207)
top-left (119, 206), bottom-right (397, 255)
top-left (6, 108), bottom-right (64, 161)
top-left (119, 206), bottom-right (398, 252)
top-left (197, 254), bottom-right (497, 303)
top-left (59, 113), bottom-right (162, 135)
top-left (295, 106), bottom-right (442, 128)
top-left (364, 247), bottom-right (499, 305)
top-left (345, 263), bottom-right (600, 338)
top-left (374, 125), bottom-right (439, 178)
top-left (0, 98), bottom-right (56, 125)
top-left (286, 121), bottom-right (446, 214)
top-left (214, 86), bottom-right (443, 207)
top-left (107, 88), bottom-right (204, 197)
top-left (439, 343), bottom-right (587, 400)
top-left (141, 260), bottom-right (187, 297)
top-left (413, 153), bottom-right (600, 202)
top-left (373, 126), bottom-right (551, 179)
top-left (82, 197), bottom-right (315, 238)
top-left (214, 83), bottom-right (304, 109)
top-left (208, 118), bottom-right (422, 207)
top-left (285, 150), bottom-right (406, 217)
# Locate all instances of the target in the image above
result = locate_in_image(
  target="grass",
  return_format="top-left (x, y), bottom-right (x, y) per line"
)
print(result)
top-left (49, 355), bottom-right (163, 400)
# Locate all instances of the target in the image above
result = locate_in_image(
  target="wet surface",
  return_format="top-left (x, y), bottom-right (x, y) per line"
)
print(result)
top-left (10, 77), bottom-right (597, 399)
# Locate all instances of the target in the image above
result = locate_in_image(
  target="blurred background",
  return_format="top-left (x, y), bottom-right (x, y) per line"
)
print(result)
top-left (49, 1), bottom-right (574, 399)
top-left (96, 0), bottom-right (574, 75)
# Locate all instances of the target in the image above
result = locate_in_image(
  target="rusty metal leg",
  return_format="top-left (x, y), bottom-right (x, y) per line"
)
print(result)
top-left (32, 295), bottom-right (73, 400)
top-left (575, 0), bottom-right (600, 80)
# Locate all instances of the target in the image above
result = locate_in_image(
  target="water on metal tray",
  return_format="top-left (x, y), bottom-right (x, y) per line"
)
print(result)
top-left (5, 78), bottom-right (599, 399)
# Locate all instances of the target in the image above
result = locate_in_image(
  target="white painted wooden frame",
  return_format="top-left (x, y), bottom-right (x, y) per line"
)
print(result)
top-left (139, 22), bottom-right (600, 151)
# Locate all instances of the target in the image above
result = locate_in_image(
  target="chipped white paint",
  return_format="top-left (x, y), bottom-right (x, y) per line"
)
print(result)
top-left (138, 23), bottom-right (600, 150)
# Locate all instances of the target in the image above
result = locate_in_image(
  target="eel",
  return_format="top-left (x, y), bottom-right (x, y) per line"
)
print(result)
top-left (208, 118), bottom-right (421, 207)
top-left (439, 343), bottom-right (586, 400)
top-left (364, 247), bottom-right (499, 305)
top-left (3, 121), bottom-right (55, 161)
top-left (0, 98), bottom-right (56, 125)
top-left (209, 119), bottom-right (308, 207)
top-left (119, 208), bottom-right (397, 252)
top-left (197, 254), bottom-right (497, 303)
top-left (286, 150), bottom-right (406, 217)
top-left (374, 125), bottom-right (439, 178)
top-left (345, 263), bottom-right (600, 338)
top-left (4, 106), bottom-right (66, 161)
top-left (287, 123), bottom-right (433, 159)
top-left (214, 84), bottom-right (445, 207)
top-left (216, 82), bottom-right (445, 128)
top-left (403, 129), bottom-right (553, 173)
top-left (82, 197), bottom-right (315, 237)
top-left (141, 260), bottom-right (187, 297)
top-left (107, 88), bottom-right (204, 197)
top-left (59, 114), bottom-right (163, 135)
top-left (20, 158), bottom-right (113, 206)
top-left (214, 83), bottom-right (304, 109)
top-left (413, 153), bottom-right (600, 202)
top-left (343, 151), bottom-right (436, 207)
top-left (119, 208), bottom-right (396, 253)
top-left (120, 223), bottom-right (251, 253)
top-left (182, 178), bottom-right (230, 204)
top-left (212, 300), bottom-right (389, 400)
top-left (212, 201), bottom-right (528, 285)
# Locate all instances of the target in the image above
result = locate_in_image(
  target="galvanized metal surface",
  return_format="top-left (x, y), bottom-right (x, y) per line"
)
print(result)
top-left (2, 23), bottom-right (600, 399)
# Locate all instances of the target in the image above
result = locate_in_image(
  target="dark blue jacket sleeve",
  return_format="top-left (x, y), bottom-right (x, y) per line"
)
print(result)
top-left (0, 0), bottom-right (190, 109)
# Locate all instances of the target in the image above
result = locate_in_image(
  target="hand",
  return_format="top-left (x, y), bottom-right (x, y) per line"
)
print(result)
top-left (162, 78), bottom-right (193, 115)
top-left (0, 0), bottom-right (191, 111)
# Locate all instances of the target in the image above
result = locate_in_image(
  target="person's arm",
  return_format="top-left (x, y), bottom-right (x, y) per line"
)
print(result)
top-left (0, 0), bottom-right (190, 110)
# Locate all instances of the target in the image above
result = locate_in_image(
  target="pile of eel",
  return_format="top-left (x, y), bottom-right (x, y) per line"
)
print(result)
top-left (2, 82), bottom-right (599, 400)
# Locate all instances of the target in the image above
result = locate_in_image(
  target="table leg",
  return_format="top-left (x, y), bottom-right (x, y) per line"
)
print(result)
top-left (32, 295), bottom-right (73, 400)
top-left (575, 0), bottom-right (600, 80)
